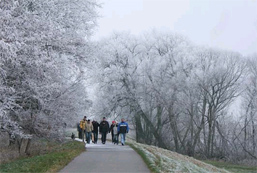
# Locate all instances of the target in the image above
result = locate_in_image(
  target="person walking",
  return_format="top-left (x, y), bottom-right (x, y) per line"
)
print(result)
top-left (99, 117), bottom-right (109, 144)
top-left (118, 118), bottom-right (129, 146)
top-left (109, 120), bottom-right (116, 143)
top-left (79, 116), bottom-right (87, 142)
top-left (85, 119), bottom-right (93, 144)
top-left (113, 122), bottom-right (119, 145)
top-left (92, 120), bottom-right (99, 144)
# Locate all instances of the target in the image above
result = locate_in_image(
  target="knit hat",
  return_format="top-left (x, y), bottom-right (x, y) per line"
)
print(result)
top-left (112, 120), bottom-right (116, 124)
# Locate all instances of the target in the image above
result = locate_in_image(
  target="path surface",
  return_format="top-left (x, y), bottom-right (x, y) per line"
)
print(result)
top-left (59, 139), bottom-right (150, 173)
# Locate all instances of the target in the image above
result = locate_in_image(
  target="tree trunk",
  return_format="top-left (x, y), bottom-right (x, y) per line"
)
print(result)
top-left (244, 115), bottom-right (247, 158)
top-left (192, 95), bottom-right (207, 156)
top-left (207, 121), bottom-right (212, 158)
top-left (211, 119), bottom-right (216, 157)
top-left (252, 119), bottom-right (256, 153)
top-left (168, 107), bottom-right (180, 152)
top-left (139, 110), bottom-right (167, 149)
top-left (135, 113), bottom-right (144, 143)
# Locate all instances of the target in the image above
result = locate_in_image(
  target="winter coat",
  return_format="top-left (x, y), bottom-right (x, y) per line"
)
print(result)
top-left (77, 123), bottom-right (82, 132)
top-left (113, 124), bottom-right (118, 135)
top-left (118, 122), bottom-right (129, 134)
top-left (80, 120), bottom-right (86, 130)
top-left (85, 122), bottom-right (93, 132)
top-left (109, 124), bottom-right (118, 135)
top-left (92, 121), bottom-right (99, 133)
top-left (99, 120), bottom-right (109, 133)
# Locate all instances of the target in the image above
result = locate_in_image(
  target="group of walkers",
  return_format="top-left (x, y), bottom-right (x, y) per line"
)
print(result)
top-left (77, 116), bottom-right (129, 146)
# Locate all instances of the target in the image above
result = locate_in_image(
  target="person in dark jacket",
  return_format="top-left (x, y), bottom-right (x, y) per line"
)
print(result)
top-left (92, 120), bottom-right (99, 144)
top-left (109, 120), bottom-right (116, 143)
top-left (77, 122), bottom-right (82, 139)
top-left (99, 117), bottom-right (109, 144)
top-left (118, 118), bottom-right (129, 146)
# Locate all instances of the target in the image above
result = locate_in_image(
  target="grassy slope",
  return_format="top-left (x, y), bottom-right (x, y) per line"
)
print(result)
top-left (129, 142), bottom-right (229, 173)
top-left (203, 160), bottom-right (257, 173)
top-left (0, 140), bottom-right (85, 173)
top-left (129, 141), bottom-right (257, 173)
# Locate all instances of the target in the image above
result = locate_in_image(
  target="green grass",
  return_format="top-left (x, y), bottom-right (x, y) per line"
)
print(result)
top-left (0, 140), bottom-right (85, 173)
top-left (127, 142), bottom-right (159, 173)
top-left (203, 160), bottom-right (257, 173)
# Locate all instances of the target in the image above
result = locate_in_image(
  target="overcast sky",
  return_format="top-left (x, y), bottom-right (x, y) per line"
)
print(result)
top-left (93, 0), bottom-right (257, 56)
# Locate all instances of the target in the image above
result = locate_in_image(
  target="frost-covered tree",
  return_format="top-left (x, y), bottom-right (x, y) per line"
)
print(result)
top-left (236, 56), bottom-right (257, 160)
top-left (91, 31), bottom-right (193, 149)
top-left (192, 49), bottom-right (245, 158)
top-left (91, 31), bottom-right (249, 161)
top-left (0, 0), bottom-right (98, 140)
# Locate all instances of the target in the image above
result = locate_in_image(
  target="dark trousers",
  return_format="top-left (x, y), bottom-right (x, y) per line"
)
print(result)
top-left (101, 132), bottom-right (107, 143)
top-left (111, 132), bottom-right (114, 142)
top-left (114, 134), bottom-right (119, 144)
top-left (78, 130), bottom-right (82, 139)
top-left (93, 132), bottom-right (98, 143)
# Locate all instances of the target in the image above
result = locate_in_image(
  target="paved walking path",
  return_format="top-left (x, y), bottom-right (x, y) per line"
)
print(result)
top-left (59, 139), bottom-right (150, 173)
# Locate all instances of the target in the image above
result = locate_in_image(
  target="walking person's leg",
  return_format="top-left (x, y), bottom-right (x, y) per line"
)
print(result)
top-left (82, 130), bottom-right (85, 142)
top-left (123, 133), bottom-right (126, 145)
top-left (88, 132), bottom-right (92, 144)
top-left (103, 132), bottom-right (106, 144)
top-left (95, 132), bottom-right (98, 143)
top-left (101, 132), bottom-right (104, 144)
top-left (114, 134), bottom-right (118, 144)
top-left (86, 132), bottom-right (89, 143)
top-left (113, 134), bottom-right (116, 144)
top-left (91, 132), bottom-right (94, 143)
top-left (120, 133), bottom-right (125, 145)
top-left (101, 132), bottom-right (105, 144)
top-left (93, 132), bottom-right (96, 143)
top-left (101, 132), bottom-right (103, 143)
